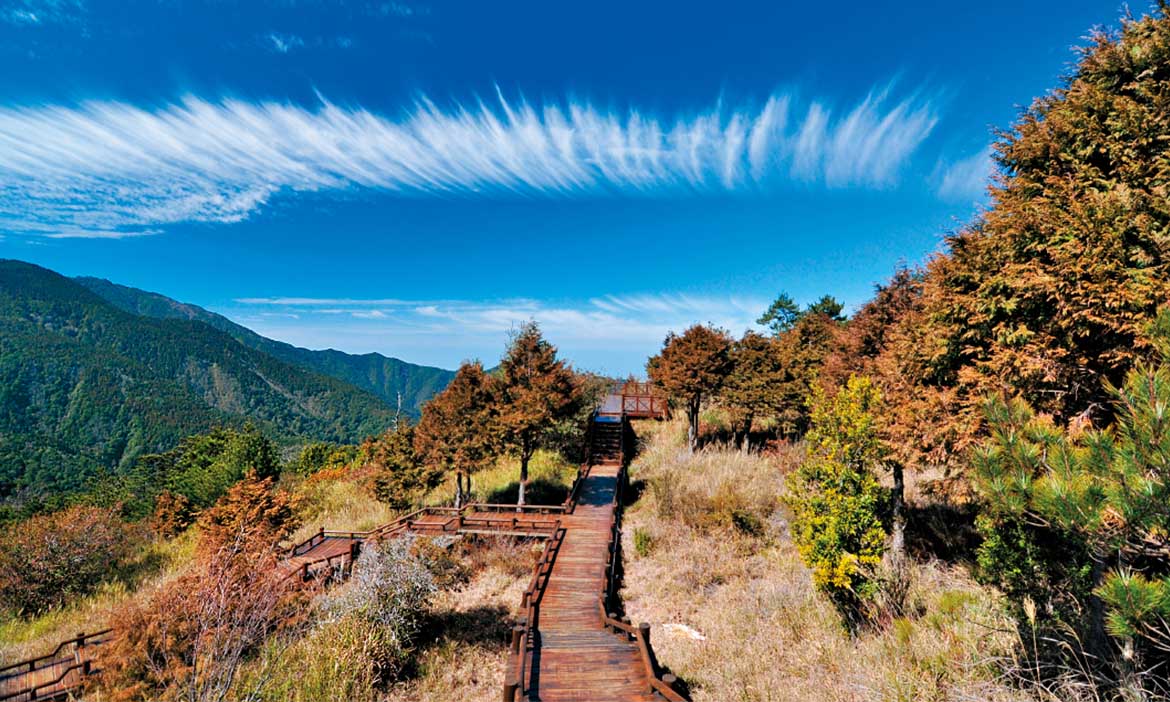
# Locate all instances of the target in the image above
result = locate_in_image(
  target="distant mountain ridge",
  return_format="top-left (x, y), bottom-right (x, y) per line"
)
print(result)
top-left (75, 276), bottom-right (455, 417)
top-left (0, 260), bottom-right (451, 507)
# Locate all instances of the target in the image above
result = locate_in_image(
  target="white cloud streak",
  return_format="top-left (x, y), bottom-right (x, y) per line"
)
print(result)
top-left (224, 292), bottom-right (769, 373)
top-left (0, 85), bottom-right (939, 237)
top-left (937, 145), bottom-right (993, 202)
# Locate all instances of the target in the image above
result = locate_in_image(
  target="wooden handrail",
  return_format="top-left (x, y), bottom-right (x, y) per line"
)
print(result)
top-left (507, 524), bottom-right (565, 700)
top-left (0, 629), bottom-right (111, 678)
top-left (592, 414), bottom-right (687, 701)
top-left (0, 659), bottom-right (92, 702)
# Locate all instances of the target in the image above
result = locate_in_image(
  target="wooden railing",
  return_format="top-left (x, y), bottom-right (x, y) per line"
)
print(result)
top-left (2, 403), bottom-right (658, 701)
top-left (0, 630), bottom-right (111, 702)
top-left (503, 524), bottom-right (566, 701)
top-left (619, 381), bottom-right (668, 419)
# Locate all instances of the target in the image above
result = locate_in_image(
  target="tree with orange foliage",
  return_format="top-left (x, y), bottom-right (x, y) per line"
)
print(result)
top-left (414, 361), bottom-right (498, 508)
top-left (97, 473), bottom-right (301, 702)
top-left (721, 331), bottom-right (790, 450)
top-left (494, 322), bottom-right (578, 506)
top-left (648, 324), bottom-right (733, 451)
top-left (149, 490), bottom-right (193, 538)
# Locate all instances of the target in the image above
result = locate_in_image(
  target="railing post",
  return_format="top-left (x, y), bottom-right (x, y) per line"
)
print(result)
top-left (503, 680), bottom-right (519, 701)
top-left (510, 625), bottom-right (523, 654)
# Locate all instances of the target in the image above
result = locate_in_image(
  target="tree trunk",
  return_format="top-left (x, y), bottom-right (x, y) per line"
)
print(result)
top-left (518, 440), bottom-right (531, 508)
top-left (454, 472), bottom-right (464, 509)
top-left (739, 413), bottom-right (754, 452)
top-left (890, 460), bottom-right (906, 559)
top-left (687, 398), bottom-right (701, 452)
top-left (466, 473), bottom-right (472, 503)
top-left (1086, 550), bottom-right (1110, 661)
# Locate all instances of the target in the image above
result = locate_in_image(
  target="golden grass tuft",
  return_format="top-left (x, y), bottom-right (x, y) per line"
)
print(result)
top-left (423, 449), bottom-right (578, 507)
top-left (291, 475), bottom-right (402, 543)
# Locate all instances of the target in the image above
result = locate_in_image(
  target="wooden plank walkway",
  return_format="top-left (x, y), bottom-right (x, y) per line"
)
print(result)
top-left (528, 461), bottom-right (657, 701)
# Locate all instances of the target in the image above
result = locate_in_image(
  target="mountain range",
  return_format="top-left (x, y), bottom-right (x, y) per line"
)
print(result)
top-left (0, 260), bottom-right (454, 505)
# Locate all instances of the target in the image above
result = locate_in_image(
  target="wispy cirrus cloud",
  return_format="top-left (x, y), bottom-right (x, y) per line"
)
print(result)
top-left (0, 85), bottom-right (939, 238)
top-left (224, 292), bottom-right (769, 373)
top-left (937, 145), bottom-right (993, 202)
top-left (265, 32), bottom-right (304, 53)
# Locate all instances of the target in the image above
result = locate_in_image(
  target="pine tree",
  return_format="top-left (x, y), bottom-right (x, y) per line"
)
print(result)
top-left (647, 324), bottom-right (733, 451)
top-left (974, 310), bottom-right (1170, 669)
top-left (494, 323), bottom-right (577, 506)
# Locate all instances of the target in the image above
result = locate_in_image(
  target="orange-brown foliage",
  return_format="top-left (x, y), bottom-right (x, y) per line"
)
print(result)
top-left (0, 505), bottom-right (136, 614)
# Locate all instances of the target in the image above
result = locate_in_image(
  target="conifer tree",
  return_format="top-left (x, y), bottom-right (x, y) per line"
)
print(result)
top-left (720, 331), bottom-right (790, 449)
top-left (494, 323), bottom-right (577, 506)
top-left (757, 292), bottom-right (802, 336)
top-left (647, 324), bottom-right (733, 451)
top-left (974, 313), bottom-right (1170, 669)
top-left (785, 375), bottom-right (890, 625)
top-left (895, 9), bottom-right (1170, 463)
top-left (413, 361), bottom-right (497, 508)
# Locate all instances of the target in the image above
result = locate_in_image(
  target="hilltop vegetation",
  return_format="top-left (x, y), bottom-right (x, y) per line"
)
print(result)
top-left (4, 7), bottom-right (1170, 702)
top-left (76, 276), bottom-right (455, 417)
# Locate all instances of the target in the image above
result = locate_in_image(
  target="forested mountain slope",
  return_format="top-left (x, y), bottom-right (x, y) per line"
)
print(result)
top-left (75, 277), bottom-right (455, 417)
top-left (0, 260), bottom-right (396, 502)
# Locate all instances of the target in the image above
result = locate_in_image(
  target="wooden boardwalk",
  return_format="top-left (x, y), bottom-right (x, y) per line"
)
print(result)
top-left (528, 461), bottom-right (658, 701)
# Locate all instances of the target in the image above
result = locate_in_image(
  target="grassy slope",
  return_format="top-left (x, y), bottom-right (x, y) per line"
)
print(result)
top-left (0, 532), bottom-right (198, 666)
top-left (620, 419), bottom-right (1032, 702)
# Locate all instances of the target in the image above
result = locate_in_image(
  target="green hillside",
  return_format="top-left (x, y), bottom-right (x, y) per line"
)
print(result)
top-left (75, 277), bottom-right (455, 417)
top-left (0, 260), bottom-right (397, 503)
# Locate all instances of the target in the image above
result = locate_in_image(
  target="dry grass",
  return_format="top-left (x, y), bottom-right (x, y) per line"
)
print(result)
top-left (621, 419), bottom-right (1033, 702)
top-left (291, 476), bottom-right (402, 544)
top-left (383, 538), bottom-right (536, 702)
top-left (423, 449), bottom-right (578, 507)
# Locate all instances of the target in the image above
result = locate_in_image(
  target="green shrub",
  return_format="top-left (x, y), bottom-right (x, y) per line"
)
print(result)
top-left (633, 527), bottom-right (654, 557)
top-left (785, 375), bottom-right (890, 624)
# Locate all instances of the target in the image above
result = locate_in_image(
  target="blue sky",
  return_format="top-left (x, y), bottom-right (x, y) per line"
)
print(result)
top-left (0, 0), bottom-right (1134, 374)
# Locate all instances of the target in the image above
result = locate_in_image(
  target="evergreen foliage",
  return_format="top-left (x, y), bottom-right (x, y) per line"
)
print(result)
top-left (974, 312), bottom-right (1170, 670)
top-left (720, 331), bottom-right (793, 447)
top-left (91, 425), bottom-right (282, 519)
top-left (648, 324), bottom-right (734, 451)
top-left (757, 293), bottom-right (802, 336)
top-left (76, 276), bottom-right (455, 418)
top-left (0, 260), bottom-right (395, 514)
top-left (494, 322), bottom-right (578, 505)
top-left (366, 421), bottom-right (440, 510)
top-left (786, 375), bottom-right (890, 624)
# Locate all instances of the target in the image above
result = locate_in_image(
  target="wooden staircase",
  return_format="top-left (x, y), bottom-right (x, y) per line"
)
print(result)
top-left (589, 418), bottom-right (625, 464)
